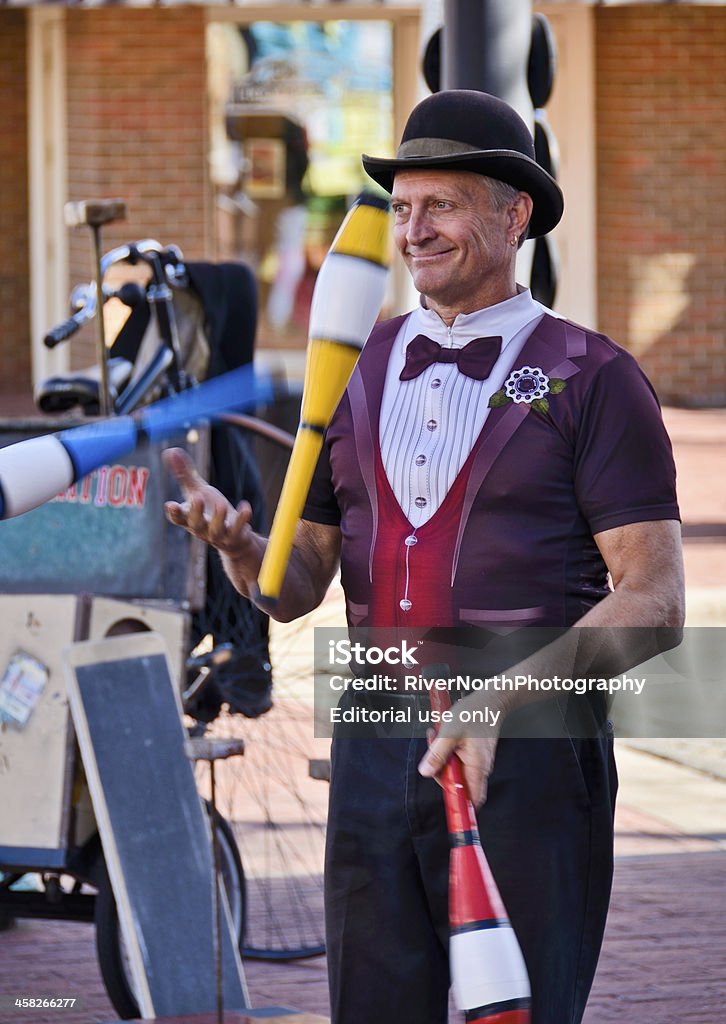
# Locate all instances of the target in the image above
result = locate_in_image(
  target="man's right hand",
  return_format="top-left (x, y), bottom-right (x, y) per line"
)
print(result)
top-left (163, 446), bottom-right (341, 621)
top-left (162, 447), bottom-right (256, 559)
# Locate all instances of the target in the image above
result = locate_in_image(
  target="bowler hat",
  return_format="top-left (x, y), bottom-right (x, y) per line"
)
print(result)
top-left (362, 90), bottom-right (563, 238)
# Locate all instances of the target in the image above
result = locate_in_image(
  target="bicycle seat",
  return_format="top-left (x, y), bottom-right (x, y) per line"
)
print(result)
top-left (34, 357), bottom-right (134, 414)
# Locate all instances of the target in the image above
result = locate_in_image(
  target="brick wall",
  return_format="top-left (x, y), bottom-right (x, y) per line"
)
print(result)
top-left (66, 8), bottom-right (210, 368)
top-left (4, 7), bottom-right (725, 405)
top-left (596, 6), bottom-right (726, 406)
top-left (0, 12), bottom-right (30, 400)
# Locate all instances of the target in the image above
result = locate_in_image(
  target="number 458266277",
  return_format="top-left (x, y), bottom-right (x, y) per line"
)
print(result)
top-left (14, 997), bottom-right (77, 1008)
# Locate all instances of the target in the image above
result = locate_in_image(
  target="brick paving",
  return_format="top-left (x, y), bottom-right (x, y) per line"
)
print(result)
top-left (2, 795), bottom-right (725, 1024)
top-left (585, 851), bottom-right (726, 1024)
top-left (1, 406), bottom-right (725, 1023)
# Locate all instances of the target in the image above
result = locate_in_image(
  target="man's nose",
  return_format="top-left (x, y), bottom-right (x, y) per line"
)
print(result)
top-left (405, 208), bottom-right (435, 246)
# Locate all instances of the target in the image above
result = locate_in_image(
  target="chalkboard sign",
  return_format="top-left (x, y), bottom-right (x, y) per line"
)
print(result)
top-left (63, 632), bottom-right (249, 1019)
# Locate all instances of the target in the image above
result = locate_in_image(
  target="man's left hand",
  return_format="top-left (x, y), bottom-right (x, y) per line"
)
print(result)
top-left (418, 730), bottom-right (499, 808)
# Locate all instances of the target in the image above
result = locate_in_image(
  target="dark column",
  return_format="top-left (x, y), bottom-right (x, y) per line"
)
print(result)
top-left (442, 0), bottom-right (533, 124)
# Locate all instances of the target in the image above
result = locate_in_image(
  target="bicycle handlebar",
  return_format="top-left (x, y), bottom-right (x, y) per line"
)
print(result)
top-left (43, 283), bottom-right (97, 349)
top-left (100, 238), bottom-right (162, 275)
top-left (42, 239), bottom-right (187, 350)
top-left (44, 316), bottom-right (84, 349)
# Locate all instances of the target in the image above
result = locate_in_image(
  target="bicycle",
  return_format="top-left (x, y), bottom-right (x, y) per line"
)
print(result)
top-left (0, 199), bottom-right (332, 1019)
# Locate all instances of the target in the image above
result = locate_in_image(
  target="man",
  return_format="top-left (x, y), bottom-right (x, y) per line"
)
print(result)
top-left (165, 91), bottom-right (684, 1024)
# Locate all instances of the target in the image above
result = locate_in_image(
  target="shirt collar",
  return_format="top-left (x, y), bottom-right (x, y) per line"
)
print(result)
top-left (410, 287), bottom-right (544, 350)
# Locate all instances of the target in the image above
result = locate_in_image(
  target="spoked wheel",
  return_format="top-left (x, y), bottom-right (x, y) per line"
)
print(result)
top-left (188, 412), bottom-right (338, 960)
top-left (94, 807), bottom-right (245, 1020)
top-left (199, 683), bottom-right (330, 960)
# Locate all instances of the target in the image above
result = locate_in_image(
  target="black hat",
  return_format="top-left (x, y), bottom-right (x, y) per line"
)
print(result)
top-left (362, 90), bottom-right (563, 238)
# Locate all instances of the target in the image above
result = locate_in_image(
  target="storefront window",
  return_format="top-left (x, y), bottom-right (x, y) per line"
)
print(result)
top-left (208, 20), bottom-right (393, 356)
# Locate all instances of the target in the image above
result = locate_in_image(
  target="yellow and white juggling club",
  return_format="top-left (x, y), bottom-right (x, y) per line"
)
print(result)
top-left (255, 192), bottom-right (390, 605)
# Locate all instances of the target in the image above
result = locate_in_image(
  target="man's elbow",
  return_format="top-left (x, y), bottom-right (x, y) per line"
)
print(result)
top-left (657, 578), bottom-right (686, 652)
top-left (665, 565), bottom-right (686, 629)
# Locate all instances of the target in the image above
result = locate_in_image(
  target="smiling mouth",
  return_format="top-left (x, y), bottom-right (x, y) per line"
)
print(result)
top-left (407, 249), bottom-right (453, 261)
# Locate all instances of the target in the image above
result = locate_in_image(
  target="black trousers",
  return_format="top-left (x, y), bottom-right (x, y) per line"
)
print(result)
top-left (325, 722), bottom-right (617, 1024)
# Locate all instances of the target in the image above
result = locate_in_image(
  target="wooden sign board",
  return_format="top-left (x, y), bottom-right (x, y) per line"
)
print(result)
top-left (63, 632), bottom-right (249, 1020)
top-left (0, 594), bottom-right (81, 861)
top-left (0, 595), bottom-right (188, 867)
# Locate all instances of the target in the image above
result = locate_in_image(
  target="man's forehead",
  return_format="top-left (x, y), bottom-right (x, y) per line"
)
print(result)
top-left (391, 168), bottom-right (487, 201)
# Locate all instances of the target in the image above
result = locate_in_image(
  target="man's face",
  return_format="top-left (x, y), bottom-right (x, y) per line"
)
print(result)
top-left (391, 169), bottom-right (517, 317)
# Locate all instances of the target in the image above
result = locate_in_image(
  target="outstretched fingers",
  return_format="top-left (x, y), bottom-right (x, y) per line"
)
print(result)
top-left (162, 446), bottom-right (253, 553)
top-left (162, 446), bottom-right (201, 498)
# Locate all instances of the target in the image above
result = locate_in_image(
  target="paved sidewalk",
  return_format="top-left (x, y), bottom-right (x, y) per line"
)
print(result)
top-left (1, 405), bottom-right (724, 1023)
top-left (584, 749), bottom-right (726, 1024)
top-left (2, 750), bottom-right (725, 1024)
top-left (665, 407), bottom-right (726, 614)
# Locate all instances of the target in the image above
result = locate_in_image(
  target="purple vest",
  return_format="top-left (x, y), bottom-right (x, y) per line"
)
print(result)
top-left (312, 313), bottom-right (679, 630)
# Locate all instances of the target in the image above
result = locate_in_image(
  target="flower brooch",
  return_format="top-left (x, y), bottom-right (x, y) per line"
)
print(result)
top-left (489, 366), bottom-right (567, 415)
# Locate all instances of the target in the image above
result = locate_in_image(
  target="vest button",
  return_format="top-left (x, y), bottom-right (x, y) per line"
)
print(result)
top-left (404, 534), bottom-right (417, 546)
top-left (426, 419), bottom-right (437, 431)
top-left (399, 599), bottom-right (412, 612)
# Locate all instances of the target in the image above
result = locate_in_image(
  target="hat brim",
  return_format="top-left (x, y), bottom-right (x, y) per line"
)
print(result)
top-left (361, 149), bottom-right (563, 238)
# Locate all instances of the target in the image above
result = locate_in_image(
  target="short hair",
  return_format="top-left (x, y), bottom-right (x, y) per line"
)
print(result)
top-left (481, 176), bottom-right (530, 247)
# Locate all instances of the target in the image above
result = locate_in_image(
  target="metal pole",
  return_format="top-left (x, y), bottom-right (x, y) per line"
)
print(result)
top-left (209, 761), bottom-right (224, 1024)
top-left (90, 223), bottom-right (112, 418)
top-left (64, 199), bottom-right (125, 420)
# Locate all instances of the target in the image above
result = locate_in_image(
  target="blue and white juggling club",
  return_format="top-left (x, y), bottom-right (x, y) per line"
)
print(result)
top-left (0, 363), bottom-right (273, 520)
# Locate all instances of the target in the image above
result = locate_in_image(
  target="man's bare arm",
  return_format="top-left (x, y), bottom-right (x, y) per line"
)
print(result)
top-left (163, 447), bottom-right (341, 622)
top-left (420, 518), bottom-right (685, 805)
top-left (221, 517), bottom-right (341, 622)
top-left (587, 518), bottom-right (685, 628)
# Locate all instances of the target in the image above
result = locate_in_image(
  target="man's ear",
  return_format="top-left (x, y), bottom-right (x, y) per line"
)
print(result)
top-left (509, 192), bottom-right (534, 239)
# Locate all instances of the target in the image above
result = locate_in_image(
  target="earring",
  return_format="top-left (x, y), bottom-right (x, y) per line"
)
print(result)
top-left (510, 235), bottom-right (518, 247)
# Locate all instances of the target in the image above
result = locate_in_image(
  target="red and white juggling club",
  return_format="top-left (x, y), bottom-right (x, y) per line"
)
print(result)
top-left (430, 687), bottom-right (531, 1023)
top-left (0, 362), bottom-right (272, 521)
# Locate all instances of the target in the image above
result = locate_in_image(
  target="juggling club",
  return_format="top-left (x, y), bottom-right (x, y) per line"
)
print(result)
top-left (429, 686), bottom-right (531, 1023)
top-left (0, 362), bottom-right (272, 521)
top-left (255, 191), bottom-right (390, 605)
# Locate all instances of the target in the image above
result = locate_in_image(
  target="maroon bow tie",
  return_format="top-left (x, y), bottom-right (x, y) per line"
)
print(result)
top-left (399, 334), bottom-right (502, 382)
